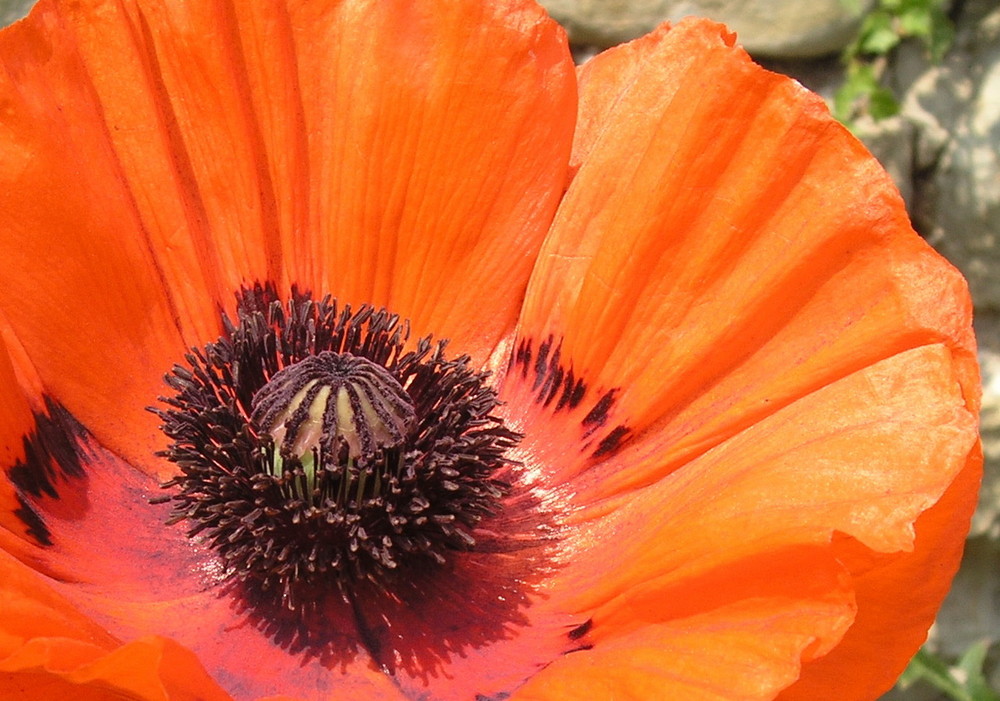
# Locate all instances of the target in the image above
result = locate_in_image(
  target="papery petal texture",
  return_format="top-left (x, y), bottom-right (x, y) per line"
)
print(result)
top-left (0, 0), bottom-right (575, 473)
top-left (0, 2), bottom-right (981, 701)
top-left (504, 18), bottom-right (980, 700)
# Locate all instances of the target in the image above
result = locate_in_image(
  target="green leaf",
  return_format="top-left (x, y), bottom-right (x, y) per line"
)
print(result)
top-left (858, 12), bottom-right (900, 54)
top-left (955, 640), bottom-right (1000, 701)
top-left (834, 62), bottom-right (900, 123)
top-left (927, 8), bottom-right (955, 61)
top-left (834, 0), bottom-right (956, 126)
top-left (868, 85), bottom-right (900, 119)
top-left (898, 643), bottom-right (1000, 701)
top-left (899, 6), bottom-right (933, 37)
top-left (901, 648), bottom-right (967, 698)
top-left (862, 25), bottom-right (901, 54)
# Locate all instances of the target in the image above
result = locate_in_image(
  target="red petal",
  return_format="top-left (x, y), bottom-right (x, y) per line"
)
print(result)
top-left (509, 18), bottom-right (978, 497)
top-left (778, 446), bottom-right (982, 699)
top-left (501, 18), bottom-right (979, 696)
top-left (510, 344), bottom-right (975, 694)
top-left (0, 636), bottom-right (231, 701)
top-left (516, 547), bottom-right (854, 700)
top-left (0, 1), bottom-right (188, 473)
top-left (276, 0), bottom-right (575, 365)
top-left (0, 330), bottom-right (39, 539)
top-left (0, 0), bottom-right (576, 477)
top-left (543, 344), bottom-right (973, 609)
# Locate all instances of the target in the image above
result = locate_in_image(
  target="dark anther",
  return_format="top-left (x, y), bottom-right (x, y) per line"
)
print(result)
top-left (567, 618), bottom-right (593, 640)
top-left (152, 285), bottom-right (521, 610)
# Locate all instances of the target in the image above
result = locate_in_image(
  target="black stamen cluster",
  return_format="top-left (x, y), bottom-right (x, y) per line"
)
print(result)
top-left (153, 285), bottom-right (519, 609)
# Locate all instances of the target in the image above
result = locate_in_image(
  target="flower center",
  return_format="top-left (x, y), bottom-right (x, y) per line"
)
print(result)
top-left (154, 286), bottom-right (519, 610)
top-left (251, 351), bottom-right (416, 500)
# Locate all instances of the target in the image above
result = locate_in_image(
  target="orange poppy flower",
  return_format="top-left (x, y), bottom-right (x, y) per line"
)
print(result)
top-left (0, 0), bottom-right (981, 699)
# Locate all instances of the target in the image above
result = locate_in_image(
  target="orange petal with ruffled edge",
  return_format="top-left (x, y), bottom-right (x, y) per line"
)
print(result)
top-left (504, 16), bottom-right (979, 698)
top-left (551, 344), bottom-right (973, 606)
top-left (0, 0), bottom-right (575, 478)
top-left (278, 0), bottom-right (575, 358)
top-left (517, 547), bottom-right (855, 700)
top-left (0, 636), bottom-right (231, 701)
top-left (0, 541), bottom-right (227, 699)
top-left (509, 345), bottom-right (975, 698)
top-left (510, 18), bottom-right (977, 494)
top-left (0, 546), bottom-right (117, 657)
top-left (778, 445), bottom-right (982, 699)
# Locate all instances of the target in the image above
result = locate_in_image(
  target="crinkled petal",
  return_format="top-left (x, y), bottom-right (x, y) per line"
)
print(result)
top-left (498, 18), bottom-right (980, 698)
top-left (778, 446), bottom-right (982, 699)
top-left (0, 636), bottom-right (231, 701)
top-left (508, 342), bottom-right (976, 697)
top-left (516, 549), bottom-right (854, 701)
top-left (509, 18), bottom-right (978, 497)
top-left (0, 542), bottom-right (227, 699)
top-left (0, 0), bottom-right (576, 475)
top-left (542, 344), bottom-right (973, 615)
top-left (279, 0), bottom-right (575, 366)
top-left (0, 548), bottom-right (116, 656)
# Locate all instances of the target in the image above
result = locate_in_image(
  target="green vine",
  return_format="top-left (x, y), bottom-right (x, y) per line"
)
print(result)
top-left (896, 642), bottom-right (1000, 701)
top-left (835, 0), bottom-right (954, 123)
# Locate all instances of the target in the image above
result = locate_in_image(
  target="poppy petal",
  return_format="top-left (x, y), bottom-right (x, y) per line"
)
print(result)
top-left (777, 446), bottom-right (982, 699)
top-left (0, 635), bottom-right (231, 701)
top-left (516, 548), bottom-right (854, 700)
top-left (0, 5), bottom-right (189, 476)
top-left (0, 546), bottom-right (227, 698)
top-left (520, 344), bottom-right (975, 695)
top-left (511, 18), bottom-right (978, 499)
top-left (2, 398), bottom-right (414, 700)
top-left (494, 17), bottom-right (978, 696)
top-left (0, 329), bottom-right (34, 468)
top-left (276, 0), bottom-right (575, 363)
top-left (38, 0), bottom-right (289, 340)
top-left (0, 547), bottom-right (116, 655)
top-left (549, 344), bottom-right (974, 616)
top-left (38, 0), bottom-right (577, 356)
top-left (0, 332), bottom-right (38, 539)
top-left (0, 0), bottom-right (575, 475)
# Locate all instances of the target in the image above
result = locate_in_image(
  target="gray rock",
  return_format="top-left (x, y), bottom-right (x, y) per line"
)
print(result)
top-left (0, 0), bottom-right (34, 27)
top-left (914, 0), bottom-right (1000, 309)
top-left (900, 59), bottom-right (970, 174)
top-left (541, 0), bottom-right (873, 57)
top-left (852, 115), bottom-right (917, 207)
top-left (972, 341), bottom-right (1000, 539)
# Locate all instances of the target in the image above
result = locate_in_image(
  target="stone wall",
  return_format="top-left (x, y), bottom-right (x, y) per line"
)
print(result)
top-left (542, 0), bottom-right (874, 56)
